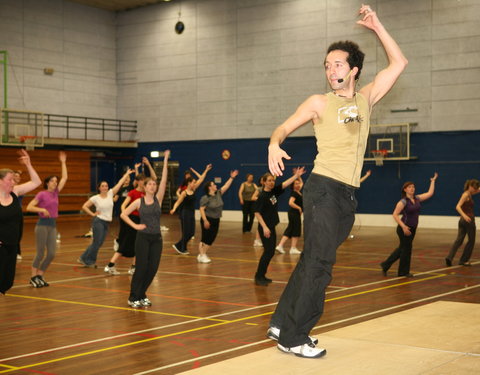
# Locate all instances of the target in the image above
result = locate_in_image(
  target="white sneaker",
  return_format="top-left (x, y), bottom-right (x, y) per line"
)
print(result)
top-left (113, 239), bottom-right (119, 251)
top-left (253, 239), bottom-right (262, 247)
top-left (160, 226), bottom-right (169, 231)
top-left (267, 326), bottom-right (318, 345)
top-left (275, 245), bottom-right (285, 254)
top-left (290, 248), bottom-right (302, 254)
top-left (128, 266), bottom-right (135, 275)
top-left (17, 254), bottom-right (22, 260)
top-left (104, 265), bottom-right (120, 275)
top-left (277, 342), bottom-right (326, 358)
top-left (197, 254), bottom-right (211, 263)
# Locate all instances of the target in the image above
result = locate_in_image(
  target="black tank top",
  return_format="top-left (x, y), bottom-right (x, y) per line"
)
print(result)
top-left (0, 193), bottom-right (23, 245)
top-left (180, 192), bottom-right (196, 212)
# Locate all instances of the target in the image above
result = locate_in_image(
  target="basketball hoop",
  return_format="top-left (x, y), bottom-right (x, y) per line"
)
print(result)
top-left (19, 135), bottom-right (37, 151)
top-left (371, 149), bottom-right (388, 166)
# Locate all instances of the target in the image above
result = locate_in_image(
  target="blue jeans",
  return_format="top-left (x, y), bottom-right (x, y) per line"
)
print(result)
top-left (270, 174), bottom-right (357, 347)
top-left (80, 217), bottom-right (109, 265)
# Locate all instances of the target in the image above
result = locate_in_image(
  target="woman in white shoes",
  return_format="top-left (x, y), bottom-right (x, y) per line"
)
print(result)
top-left (78, 168), bottom-right (134, 268)
top-left (0, 150), bottom-right (41, 295)
top-left (27, 151), bottom-right (68, 288)
top-left (121, 151), bottom-right (170, 308)
top-left (198, 170), bottom-right (239, 263)
top-left (275, 175), bottom-right (303, 255)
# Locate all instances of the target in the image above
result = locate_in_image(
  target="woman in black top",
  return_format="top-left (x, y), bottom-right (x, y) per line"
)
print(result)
top-left (276, 176), bottom-right (304, 254)
top-left (0, 150), bottom-right (41, 295)
top-left (121, 151), bottom-right (170, 308)
top-left (170, 164), bottom-right (212, 255)
top-left (254, 167), bottom-right (306, 286)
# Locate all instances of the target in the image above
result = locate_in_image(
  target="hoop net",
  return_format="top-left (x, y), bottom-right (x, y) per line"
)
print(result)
top-left (19, 135), bottom-right (37, 151)
top-left (371, 149), bottom-right (388, 166)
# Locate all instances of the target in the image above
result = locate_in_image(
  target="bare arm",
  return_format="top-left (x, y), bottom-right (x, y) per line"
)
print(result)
top-left (121, 200), bottom-right (145, 230)
top-left (26, 198), bottom-right (49, 217)
top-left (455, 192), bottom-right (472, 223)
top-left (199, 205), bottom-right (210, 229)
top-left (170, 190), bottom-right (186, 214)
top-left (289, 196), bottom-right (302, 214)
top-left (121, 195), bottom-right (131, 213)
top-left (111, 168), bottom-right (134, 196)
top-left (392, 200), bottom-right (410, 236)
top-left (255, 212), bottom-right (271, 238)
top-left (238, 182), bottom-right (245, 205)
top-left (357, 5), bottom-right (408, 107)
top-left (57, 151), bottom-right (68, 192)
top-left (13, 149), bottom-right (41, 196)
top-left (417, 173), bottom-right (438, 202)
top-left (359, 170), bottom-right (372, 184)
top-left (156, 150), bottom-right (170, 202)
top-left (142, 157), bottom-right (157, 180)
top-left (269, 95), bottom-right (326, 176)
top-left (193, 164), bottom-right (212, 190)
top-left (82, 199), bottom-right (97, 217)
top-left (220, 170), bottom-right (239, 194)
top-left (281, 167), bottom-right (306, 190)
top-left (190, 167), bottom-right (201, 178)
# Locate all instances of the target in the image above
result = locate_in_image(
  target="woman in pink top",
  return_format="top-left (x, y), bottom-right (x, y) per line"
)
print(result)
top-left (26, 152), bottom-right (68, 288)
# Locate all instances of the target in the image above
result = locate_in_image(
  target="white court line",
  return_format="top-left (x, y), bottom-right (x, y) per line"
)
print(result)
top-left (133, 284), bottom-right (480, 374)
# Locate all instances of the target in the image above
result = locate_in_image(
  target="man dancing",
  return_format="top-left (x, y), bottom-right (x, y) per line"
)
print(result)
top-left (267, 4), bottom-right (408, 358)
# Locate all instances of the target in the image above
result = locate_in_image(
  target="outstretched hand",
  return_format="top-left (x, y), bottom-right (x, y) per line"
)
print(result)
top-left (17, 149), bottom-right (31, 166)
top-left (268, 144), bottom-right (291, 177)
top-left (356, 4), bottom-right (380, 31)
top-left (431, 172), bottom-right (438, 181)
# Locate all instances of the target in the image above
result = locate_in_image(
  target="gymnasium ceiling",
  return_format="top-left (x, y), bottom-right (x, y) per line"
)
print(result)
top-left (67, 0), bottom-right (174, 12)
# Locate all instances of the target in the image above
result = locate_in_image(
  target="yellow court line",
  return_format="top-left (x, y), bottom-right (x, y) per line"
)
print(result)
top-left (7, 294), bottom-right (229, 322)
top-left (2, 273), bottom-right (448, 373)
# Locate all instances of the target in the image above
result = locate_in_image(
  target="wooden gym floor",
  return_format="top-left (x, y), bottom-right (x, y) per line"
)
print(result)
top-left (1, 215), bottom-right (479, 374)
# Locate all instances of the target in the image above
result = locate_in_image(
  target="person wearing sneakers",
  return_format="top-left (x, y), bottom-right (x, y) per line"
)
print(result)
top-left (275, 176), bottom-right (303, 255)
top-left (105, 158), bottom-right (157, 276)
top-left (27, 151), bottom-right (68, 288)
top-left (12, 170), bottom-right (24, 260)
top-left (170, 164), bottom-right (212, 255)
top-left (0, 150), bottom-right (41, 295)
top-left (251, 176), bottom-right (265, 247)
top-left (238, 173), bottom-right (258, 233)
top-left (198, 170), bottom-right (239, 263)
top-left (121, 150), bottom-right (170, 308)
top-left (254, 167), bottom-right (306, 286)
top-left (381, 173), bottom-right (438, 277)
top-left (445, 179), bottom-right (479, 267)
top-left (266, 5), bottom-right (408, 358)
top-left (77, 168), bottom-right (134, 268)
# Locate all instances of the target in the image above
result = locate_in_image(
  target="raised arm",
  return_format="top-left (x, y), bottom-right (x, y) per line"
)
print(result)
top-left (189, 167), bottom-right (201, 179)
top-left (156, 150), bottom-right (170, 202)
top-left (269, 95), bottom-right (326, 176)
top-left (134, 162), bottom-right (141, 176)
top-left (359, 170), bottom-right (372, 184)
top-left (417, 173), bottom-right (438, 202)
top-left (357, 4), bottom-right (408, 107)
top-left (142, 157), bottom-right (157, 181)
top-left (281, 167), bottom-right (306, 190)
top-left (111, 168), bottom-right (134, 196)
top-left (13, 149), bottom-right (41, 196)
top-left (193, 164), bottom-right (212, 191)
top-left (57, 151), bottom-right (68, 192)
top-left (220, 170), bottom-right (239, 194)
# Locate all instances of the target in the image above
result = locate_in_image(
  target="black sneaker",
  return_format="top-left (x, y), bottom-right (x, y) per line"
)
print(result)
top-left (254, 277), bottom-right (269, 286)
top-left (445, 258), bottom-right (452, 267)
top-left (30, 276), bottom-right (43, 288)
top-left (38, 276), bottom-right (49, 287)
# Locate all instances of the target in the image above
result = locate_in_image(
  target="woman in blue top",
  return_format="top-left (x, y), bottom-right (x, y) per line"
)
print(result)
top-left (121, 150), bottom-right (170, 308)
top-left (381, 172), bottom-right (438, 277)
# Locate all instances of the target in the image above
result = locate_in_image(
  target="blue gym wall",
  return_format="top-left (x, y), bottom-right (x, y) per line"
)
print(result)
top-left (107, 130), bottom-right (478, 216)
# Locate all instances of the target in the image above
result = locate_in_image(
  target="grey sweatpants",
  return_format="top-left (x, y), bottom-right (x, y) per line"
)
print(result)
top-left (32, 224), bottom-right (57, 271)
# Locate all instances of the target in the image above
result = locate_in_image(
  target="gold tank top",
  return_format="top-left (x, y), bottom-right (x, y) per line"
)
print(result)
top-left (312, 92), bottom-right (370, 187)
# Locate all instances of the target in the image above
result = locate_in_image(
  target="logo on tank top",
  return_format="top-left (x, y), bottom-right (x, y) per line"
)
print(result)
top-left (338, 105), bottom-right (363, 124)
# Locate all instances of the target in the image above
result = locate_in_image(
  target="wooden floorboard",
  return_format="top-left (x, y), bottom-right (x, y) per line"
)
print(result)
top-left (1, 216), bottom-right (479, 374)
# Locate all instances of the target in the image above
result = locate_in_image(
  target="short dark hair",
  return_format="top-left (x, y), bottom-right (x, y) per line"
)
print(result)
top-left (327, 40), bottom-right (365, 80)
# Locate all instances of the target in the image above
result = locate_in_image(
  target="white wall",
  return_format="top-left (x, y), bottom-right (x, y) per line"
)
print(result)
top-left (0, 0), bottom-right (117, 119)
top-left (116, 0), bottom-right (480, 142)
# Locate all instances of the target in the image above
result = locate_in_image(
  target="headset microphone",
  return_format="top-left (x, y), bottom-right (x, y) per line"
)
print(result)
top-left (337, 70), bottom-right (352, 84)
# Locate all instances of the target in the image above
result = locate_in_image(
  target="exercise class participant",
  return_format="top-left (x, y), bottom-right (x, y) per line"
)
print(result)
top-left (266, 5), bottom-right (408, 358)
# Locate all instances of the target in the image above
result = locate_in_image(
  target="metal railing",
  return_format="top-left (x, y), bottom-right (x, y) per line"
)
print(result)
top-left (44, 113), bottom-right (137, 142)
